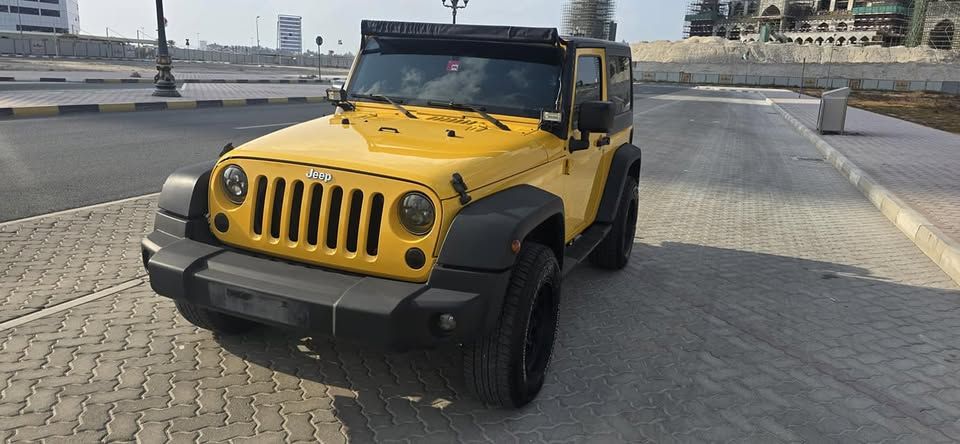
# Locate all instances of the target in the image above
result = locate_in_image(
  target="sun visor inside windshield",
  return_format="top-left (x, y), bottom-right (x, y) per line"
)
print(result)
top-left (361, 20), bottom-right (560, 45)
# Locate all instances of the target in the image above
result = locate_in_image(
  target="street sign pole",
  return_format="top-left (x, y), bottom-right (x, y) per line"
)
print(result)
top-left (316, 36), bottom-right (323, 80)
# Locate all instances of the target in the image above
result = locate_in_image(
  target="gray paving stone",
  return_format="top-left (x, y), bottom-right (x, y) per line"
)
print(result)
top-left (0, 87), bottom-right (957, 442)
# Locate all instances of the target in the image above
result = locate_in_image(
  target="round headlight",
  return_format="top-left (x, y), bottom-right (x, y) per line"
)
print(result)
top-left (221, 165), bottom-right (247, 204)
top-left (398, 192), bottom-right (435, 235)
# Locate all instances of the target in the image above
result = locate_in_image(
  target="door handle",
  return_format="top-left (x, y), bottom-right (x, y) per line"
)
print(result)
top-left (596, 136), bottom-right (611, 148)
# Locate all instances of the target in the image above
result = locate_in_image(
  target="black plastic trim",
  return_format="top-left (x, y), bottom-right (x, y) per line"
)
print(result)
top-left (361, 20), bottom-right (560, 45)
top-left (142, 233), bottom-right (511, 349)
top-left (158, 161), bottom-right (216, 219)
top-left (595, 144), bottom-right (642, 224)
top-left (438, 185), bottom-right (564, 271)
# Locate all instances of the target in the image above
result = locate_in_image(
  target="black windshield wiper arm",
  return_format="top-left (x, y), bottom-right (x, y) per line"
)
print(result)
top-left (352, 93), bottom-right (417, 119)
top-left (426, 100), bottom-right (511, 131)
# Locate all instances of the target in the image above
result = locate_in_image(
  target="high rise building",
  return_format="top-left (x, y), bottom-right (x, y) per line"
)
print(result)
top-left (562, 0), bottom-right (618, 41)
top-left (0, 0), bottom-right (80, 34)
top-left (682, 0), bottom-right (960, 50)
top-left (277, 14), bottom-right (302, 54)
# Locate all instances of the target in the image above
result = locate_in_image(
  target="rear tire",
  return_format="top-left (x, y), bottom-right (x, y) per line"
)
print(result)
top-left (175, 301), bottom-right (257, 335)
top-left (462, 243), bottom-right (561, 408)
top-left (590, 177), bottom-right (639, 270)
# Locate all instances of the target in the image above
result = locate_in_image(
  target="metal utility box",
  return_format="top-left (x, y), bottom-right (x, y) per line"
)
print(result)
top-left (817, 87), bottom-right (851, 134)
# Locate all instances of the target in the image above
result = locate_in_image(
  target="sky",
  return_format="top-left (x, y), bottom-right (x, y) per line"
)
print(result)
top-left (81, 0), bottom-right (685, 52)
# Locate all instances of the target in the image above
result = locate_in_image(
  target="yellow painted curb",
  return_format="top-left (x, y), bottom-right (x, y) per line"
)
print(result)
top-left (267, 98), bottom-right (289, 104)
top-left (12, 106), bottom-right (60, 117)
top-left (104, 79), bottom-right (123, 84)
top-left (222, 99), bottom-right (246, 107)
top-left (98, 103), bottom-right (136, 113)
top-left (166, 101), bottom-right (198, 110)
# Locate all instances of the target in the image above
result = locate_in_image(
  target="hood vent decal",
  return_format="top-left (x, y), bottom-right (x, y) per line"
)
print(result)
top-left (426, 116), bottom-right (488, 132)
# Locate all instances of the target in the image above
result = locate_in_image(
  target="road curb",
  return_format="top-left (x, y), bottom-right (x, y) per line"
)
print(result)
top-left (766, 97), bottom-right (960, 286)
top-left (0, 96), bottom-right (327, 118)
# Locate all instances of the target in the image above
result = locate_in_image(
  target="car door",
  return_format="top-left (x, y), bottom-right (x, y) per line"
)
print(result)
top-left (563, 49), bottom-right (608, 238)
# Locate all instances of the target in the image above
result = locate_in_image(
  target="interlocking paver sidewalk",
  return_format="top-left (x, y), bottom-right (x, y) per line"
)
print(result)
top-left (764, 90), bottom-right (960, 244)
top-left (2, 88), bottom-right (959, 442)
top-left (0, 83), bottom-right (330, 107)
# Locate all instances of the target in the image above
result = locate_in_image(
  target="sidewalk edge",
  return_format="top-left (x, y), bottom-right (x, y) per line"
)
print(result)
top-left (766, 96), bottom-right (960, 286)
top-left (0, 96), bottom-right (327, 118)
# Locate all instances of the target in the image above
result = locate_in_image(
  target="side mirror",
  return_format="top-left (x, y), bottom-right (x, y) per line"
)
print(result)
top-left (569, 100), bottom-right (615, 152)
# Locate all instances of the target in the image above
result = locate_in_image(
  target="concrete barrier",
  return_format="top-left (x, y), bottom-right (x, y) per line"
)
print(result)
top-left (634, 68), bottom-right (960, 95)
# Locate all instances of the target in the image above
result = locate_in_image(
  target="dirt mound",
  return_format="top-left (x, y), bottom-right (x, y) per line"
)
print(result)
top-left (631, 39), bottom-right (960, 65)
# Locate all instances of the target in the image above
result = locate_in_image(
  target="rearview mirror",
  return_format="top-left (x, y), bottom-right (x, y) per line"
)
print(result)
top-left (578, 101), bottom-right (615, 133)
top-left (569, 100), bottom-right (615, 152)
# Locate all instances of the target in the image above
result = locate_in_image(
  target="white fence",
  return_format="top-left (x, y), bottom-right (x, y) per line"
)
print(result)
top-left (0, 35), bottom-right (354, 68)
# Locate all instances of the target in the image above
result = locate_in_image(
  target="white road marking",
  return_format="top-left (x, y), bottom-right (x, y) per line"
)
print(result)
top-left (634, 99), bottom-right (683, 116)
top-left (696, 86), bottom-right (791, 93)
top-left (0, 192), bottom-right (160, 228)
top-left (648, 94), bottom-right (772, 106)
top-left (234, 122), bottom-right (300, 130)
top-left (0, 278), bottom-right (144, 332)
top-left (769, 98), bottom-right (821, 105)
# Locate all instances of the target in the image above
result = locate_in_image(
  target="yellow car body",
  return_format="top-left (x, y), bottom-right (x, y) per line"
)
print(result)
top-left (143, 19), bottom-right (640, 408)
top-left (208, 48), bottom-right (631, 283)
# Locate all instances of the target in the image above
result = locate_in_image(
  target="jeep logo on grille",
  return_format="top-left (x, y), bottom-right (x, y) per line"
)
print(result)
top-left (306, 168), bottom-right (333, 183)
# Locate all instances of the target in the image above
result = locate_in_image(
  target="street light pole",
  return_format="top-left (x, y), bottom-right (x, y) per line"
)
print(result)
top-left (152, 0), bottom-right (180, 97)
top-left (255, 16), bottom-right (261, 66)
top-left (441, 0), bottom-right (469, 24)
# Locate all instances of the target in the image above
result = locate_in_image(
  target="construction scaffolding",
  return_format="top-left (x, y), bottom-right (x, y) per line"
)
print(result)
top-left (684, 0), bottom-right (729, 38)
top-left (561, 0), bottom-right (618, 40)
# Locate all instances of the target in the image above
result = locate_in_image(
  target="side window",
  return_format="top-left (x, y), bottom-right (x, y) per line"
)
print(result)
top-left (608, 56), bottom-right (632, 114)
top-left (573, 56), bottom-right (602, 129)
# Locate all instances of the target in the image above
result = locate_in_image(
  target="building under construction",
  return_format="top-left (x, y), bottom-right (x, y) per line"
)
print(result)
top-left (562, 0), bottom-right (618, 41)
top-left (683, 0), bottom-right (960, 49)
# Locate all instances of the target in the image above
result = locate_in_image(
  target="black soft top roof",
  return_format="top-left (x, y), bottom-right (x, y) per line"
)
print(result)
top-left (361, 20), bottom-right (559, 45)
top-left (360, 20), bottom-right (631, 56)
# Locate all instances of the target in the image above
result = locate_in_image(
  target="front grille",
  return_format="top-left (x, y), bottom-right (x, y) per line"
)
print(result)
top-left (251, 176), bottom-right (384, 257)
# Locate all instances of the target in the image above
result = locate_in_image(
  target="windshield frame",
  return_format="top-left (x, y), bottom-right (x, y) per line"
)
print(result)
top-left (345, 36), bottom-right (565, 121)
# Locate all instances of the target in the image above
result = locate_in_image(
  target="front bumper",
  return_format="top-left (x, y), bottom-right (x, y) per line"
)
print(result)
top-left (142, 211), bottom-right (510, 350)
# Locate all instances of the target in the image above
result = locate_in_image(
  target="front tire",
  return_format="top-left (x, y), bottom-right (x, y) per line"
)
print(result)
top-left (590, 177), bottom-right (639, 270)
top-left (175, 301), bottom-right (258, 335)
top-left (462, 243), bottom-right (561, 408)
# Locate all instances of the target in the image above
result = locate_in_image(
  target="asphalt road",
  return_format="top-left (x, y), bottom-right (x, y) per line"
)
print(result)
top-left (3, 85), bottom-right (958, 442)
top-left (0, 103), bottom-right (334, 222)
top-left (0, 87), bottom-right (696, 222)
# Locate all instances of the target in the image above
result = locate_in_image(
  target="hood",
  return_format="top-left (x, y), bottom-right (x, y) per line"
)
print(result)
top-left (227, 107), bottom-right (556, 200)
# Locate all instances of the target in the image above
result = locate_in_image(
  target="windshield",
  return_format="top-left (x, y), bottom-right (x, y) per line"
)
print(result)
top-left (347, 38), bottom-right (563, 118)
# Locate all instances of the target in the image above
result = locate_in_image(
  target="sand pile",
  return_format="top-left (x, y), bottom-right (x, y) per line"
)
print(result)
top-left (631, 38), bottom-right (960, 65)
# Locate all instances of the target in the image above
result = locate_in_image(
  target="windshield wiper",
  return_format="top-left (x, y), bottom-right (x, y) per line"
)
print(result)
top-left (426, 100), bottom-right (511, 131)
top-left (352, 93), bottom-right (417, 119)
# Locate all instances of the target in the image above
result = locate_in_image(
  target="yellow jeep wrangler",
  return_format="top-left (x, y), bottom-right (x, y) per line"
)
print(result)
top-left (142, 20), bottom-right (640, 408)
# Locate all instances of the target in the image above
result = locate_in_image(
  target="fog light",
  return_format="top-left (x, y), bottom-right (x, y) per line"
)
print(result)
top-left (405, 248), bottom-right (426, 269)
top-left (438, 314), bottom-right (457, 332)
top-left (214, 213), bottom-right (229, 233)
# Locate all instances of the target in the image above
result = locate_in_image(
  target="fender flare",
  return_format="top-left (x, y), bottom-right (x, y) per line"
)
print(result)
top-left (595, 143), bottom-right (642, 224)
top-left (437, 185), bottom-right (564, 271)
top-left (158, 161), bottom-right (216, 219)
